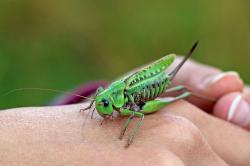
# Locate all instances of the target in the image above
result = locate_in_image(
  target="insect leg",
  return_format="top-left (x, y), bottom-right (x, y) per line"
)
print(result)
top-left (79, 86), bottom-right (105, 112)
top-left (119, 104), bottom-right (140, 139)
top-left (164, 85), bottom-right (215, 102)
top-left (126, 112), bottom-right (144, 147)
top-left (119, 110), bottom-right (135, 140)
top-left (80, 99), bottom-right (95, 112)
top-left (141, 92), bottom-right (191, 114)
top-left (119, 108), bottom-right (145, 147)
top-left (164, 85), bottom-right (185, 93)
top-left (119, 92), bottom-right (194, 147)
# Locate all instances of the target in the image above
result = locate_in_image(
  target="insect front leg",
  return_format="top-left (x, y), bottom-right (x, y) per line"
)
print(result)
top-left (80, 86), bottom-right (104, 112)
top-left (119, 108), bottom-right (144, 147)
top-left (80, 99), bottom-right (95, 112)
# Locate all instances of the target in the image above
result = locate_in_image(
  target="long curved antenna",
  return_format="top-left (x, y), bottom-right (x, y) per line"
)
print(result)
top-left (169, 41), bottom-right (199, 80)
top-left (2, 88), bottom-right (95, 101)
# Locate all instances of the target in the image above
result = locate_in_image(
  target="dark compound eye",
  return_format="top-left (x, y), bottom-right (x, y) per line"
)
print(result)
top-left (102, 99), bottom-right (109, 107)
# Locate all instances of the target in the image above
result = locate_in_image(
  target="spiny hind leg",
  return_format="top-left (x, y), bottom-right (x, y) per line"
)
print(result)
top-left (164, 85), bottom-right (215, 102)
top-left (141, 92), bottom-right (191, 114)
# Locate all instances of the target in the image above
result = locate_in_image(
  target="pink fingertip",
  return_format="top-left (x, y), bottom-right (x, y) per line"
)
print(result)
top-left (202, 71), bottom-right (243, 98)
top-left (214, 92), bottom-right (250, 127)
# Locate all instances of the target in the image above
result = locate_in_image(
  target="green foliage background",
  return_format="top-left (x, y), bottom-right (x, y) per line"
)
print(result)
top-left (0, 0), bottom-right (249, 109)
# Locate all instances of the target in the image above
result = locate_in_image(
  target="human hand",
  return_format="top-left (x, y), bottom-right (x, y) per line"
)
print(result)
top-left (1, 56), bottom-right (250, 166)
top-left (170, 56), bottom-right (250, 129)
top-left (1, 100), bottom-right (250, 165)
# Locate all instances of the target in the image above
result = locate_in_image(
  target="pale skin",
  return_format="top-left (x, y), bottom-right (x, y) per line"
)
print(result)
top-left (1, 57), bottom-right (250, 166)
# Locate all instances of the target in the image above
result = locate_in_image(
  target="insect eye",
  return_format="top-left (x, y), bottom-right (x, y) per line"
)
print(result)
top-left (102, 99), bottom-right (109, 107)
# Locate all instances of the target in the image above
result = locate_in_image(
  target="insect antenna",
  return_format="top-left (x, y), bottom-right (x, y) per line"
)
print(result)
top-left (2, 88), bottom-right (95, 101)
top-left (169, 41), bottom-right (199, 80)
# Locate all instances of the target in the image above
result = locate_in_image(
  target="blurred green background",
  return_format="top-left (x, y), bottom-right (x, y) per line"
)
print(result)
top-left (0, 0), bottom-right (249, 109)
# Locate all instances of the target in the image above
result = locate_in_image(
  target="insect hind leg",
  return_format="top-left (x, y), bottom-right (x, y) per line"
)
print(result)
top-left (140, 92), bottom-right (191, 114)
top-left (164, 85), bottom-right (215, 102)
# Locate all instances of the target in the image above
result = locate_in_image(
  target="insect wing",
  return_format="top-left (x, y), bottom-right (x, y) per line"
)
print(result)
top-left (124, 54), bottom-right (176, 89)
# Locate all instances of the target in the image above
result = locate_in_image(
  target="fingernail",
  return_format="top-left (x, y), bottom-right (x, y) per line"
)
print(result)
top-left (204, 71), bottom-right (239, 87)
top-left (227, 95), bottom-right (250, 126)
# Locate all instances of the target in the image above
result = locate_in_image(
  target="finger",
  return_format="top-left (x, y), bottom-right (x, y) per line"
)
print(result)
top-left (163, 100), bottom-right (250, 165)
top-left (170, 56), bottom-right (244, 111)
top-left (243, 86), bottom-right (250, 103)
top-left (213, 92), bottom-right (250, 130)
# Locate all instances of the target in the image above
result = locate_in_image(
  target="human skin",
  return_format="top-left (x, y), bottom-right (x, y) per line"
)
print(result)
top-left (1, 101), bottom-right (250, 166)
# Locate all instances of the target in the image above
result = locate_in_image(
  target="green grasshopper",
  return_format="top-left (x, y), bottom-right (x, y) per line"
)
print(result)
top-left (81, 41), bottom-right (210, 147)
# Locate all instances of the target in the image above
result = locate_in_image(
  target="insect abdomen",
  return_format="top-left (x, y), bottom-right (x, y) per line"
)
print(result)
top-left (128, 73), bottom-right (170, 104)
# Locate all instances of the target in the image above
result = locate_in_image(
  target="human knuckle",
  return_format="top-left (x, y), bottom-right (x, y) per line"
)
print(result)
top-left (166, 100), bottom-right (202, 121)
top-left (160, 114), bottom-right (205, 147)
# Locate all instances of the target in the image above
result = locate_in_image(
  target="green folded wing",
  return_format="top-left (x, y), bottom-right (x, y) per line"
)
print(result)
top-left (124, 54), bottom-right (176, 88)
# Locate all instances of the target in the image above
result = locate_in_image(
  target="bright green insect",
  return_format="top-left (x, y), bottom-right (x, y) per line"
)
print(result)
top-left (82, 41), bottom-right (210, 147)
top-left (2, 41), bottom-right (214, 147)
